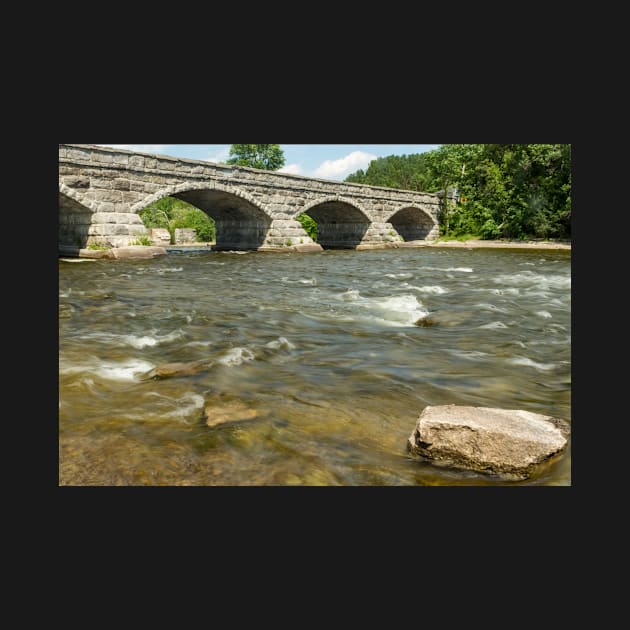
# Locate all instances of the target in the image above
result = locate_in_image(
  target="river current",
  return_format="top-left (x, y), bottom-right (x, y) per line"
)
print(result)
top-left (58, 246), bottom-right (571, 486)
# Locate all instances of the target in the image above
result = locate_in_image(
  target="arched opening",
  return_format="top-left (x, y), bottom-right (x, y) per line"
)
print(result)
top-left (59, 192), bottom-right (93, 252)
top-left (175, 189), bottom-right (271, 250)
top-left (389, 206), bottom-right (435, 242)
top-left (137, 186), bottom-right (272, 251)
top-left (300, 200), bottom-right (370, 249)
top-left (138, 197), bottom-right (216, 246)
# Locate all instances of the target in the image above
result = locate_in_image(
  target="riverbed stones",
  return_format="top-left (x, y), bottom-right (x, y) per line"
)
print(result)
top-left (407, 405), bottom-right (570, 479)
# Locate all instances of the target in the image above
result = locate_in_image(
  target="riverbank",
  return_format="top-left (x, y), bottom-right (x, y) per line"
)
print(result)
top-left (424, 239), bottom-right (571, 250)
top-left (59, 239), bottom-right (571, 259)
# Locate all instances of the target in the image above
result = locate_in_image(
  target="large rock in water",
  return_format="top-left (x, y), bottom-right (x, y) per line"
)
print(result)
top-left (407, 405), bottom-right (570, 479)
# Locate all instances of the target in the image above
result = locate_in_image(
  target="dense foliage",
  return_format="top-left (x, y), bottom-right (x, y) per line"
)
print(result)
top-left (227, 144), bottom-right (286, 171)
top-left (296, 213), bottom-right (318, 241)
top-left (139, 197), bottom-right (216, 243)
top-left (346, 144), bottom-right (571, 240)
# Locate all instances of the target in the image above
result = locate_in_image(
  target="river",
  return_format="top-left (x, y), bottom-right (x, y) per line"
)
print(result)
top-left (58, 246), bottom-right (571, 485)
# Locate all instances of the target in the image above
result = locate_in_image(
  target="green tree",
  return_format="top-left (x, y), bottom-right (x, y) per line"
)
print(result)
top-left (346, 154), bottom-right (431, 190)
top-left (227, 144), bottom-right (286, 171)
top-left (171, 207), bottom-right (216, 242)
top-left (344, 144), bottom-right (570, 240)
top-left (139, 197), bottom-right (216, 243)
top-left (296, 214), bottom-right (317, 241)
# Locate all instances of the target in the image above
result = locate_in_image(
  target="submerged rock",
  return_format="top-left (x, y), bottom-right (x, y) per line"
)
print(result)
top-left (141, 359), bottom-right (213, 380)
top-left (407, 405), bottom-right (570, 479)
top-left (204, 400), bottom-right (260, 428)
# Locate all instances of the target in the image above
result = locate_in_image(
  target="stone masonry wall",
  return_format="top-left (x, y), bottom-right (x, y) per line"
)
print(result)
top-left (174, 228), bottom-right (197, 244)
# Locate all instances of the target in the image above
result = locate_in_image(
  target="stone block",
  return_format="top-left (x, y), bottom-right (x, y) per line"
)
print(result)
top-left (94, 190), bottom-right (123, 203)
top-left (64, 176), bottom-right (90, 189)
top-left (128, 225), bottom-right (148, 235)
top-left (126, 214), bottom-right (146, 225)
top-left (271, 220), bottom-right (301, 229)
top-left (122, 191), bottom-right (143, 203)
top-left (90, 177), bottom-right (112, 190)
top-left (156, 159), bottom-right (175, 171)
top-left (129, 155), bottom-right (145, 169)
top-left (67, 148), bottom-right (92, 162)
top-left (174, 228), bottom-right (197, 243)
top-left (150, 228), bottom-right (171, 245)
top-left (90, 213), bottom-right (118, 224)
top-left (95, 202), bottom-right (115, 213)
top-left (128, 180), bottom-right (146, 192)
top-left (113, 202), bottom-right (133, 213)
top-left (92, 152), bottom-right (113, 163)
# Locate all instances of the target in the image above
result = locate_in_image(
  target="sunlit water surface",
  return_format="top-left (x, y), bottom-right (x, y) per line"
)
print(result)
top-left (59, 247), bottom-right (571, 485)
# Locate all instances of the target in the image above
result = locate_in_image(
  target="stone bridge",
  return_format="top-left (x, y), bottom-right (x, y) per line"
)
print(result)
top-left (59, 144), bottom-right (441, 253)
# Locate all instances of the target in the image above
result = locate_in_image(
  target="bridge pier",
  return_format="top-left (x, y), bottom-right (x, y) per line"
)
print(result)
top-left (262, 219), bottom-right (319, 249)
top-left (361, 222), bottom-right (405, 247)
top-left (261, 220), bottom-right (410, 251)
top-left (86, 212), bottom-right (149, 248)
top-left (211, 218), bottom-right (272, 251)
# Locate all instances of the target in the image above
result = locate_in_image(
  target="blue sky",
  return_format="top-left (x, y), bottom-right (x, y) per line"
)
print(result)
top-left (95, 144), bottom-right (441, 181)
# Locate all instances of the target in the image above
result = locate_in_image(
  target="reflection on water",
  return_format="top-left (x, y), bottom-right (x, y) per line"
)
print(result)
top-left (59, 247), bottom-right (571, 485)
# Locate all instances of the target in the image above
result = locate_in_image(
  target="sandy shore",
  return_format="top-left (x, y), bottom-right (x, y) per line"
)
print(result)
top-left (424, 239), bottom-right (571, 250)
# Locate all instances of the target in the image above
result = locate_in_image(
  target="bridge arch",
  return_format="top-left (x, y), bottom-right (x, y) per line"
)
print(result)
top-left (387, 205), bottom-right (436, 242)
top-left (131, 182), bottom-right (272, 250)
top-left (297, 196), bottom-right (371, 249)
top-left (59, 184), bottom-right (98, 250)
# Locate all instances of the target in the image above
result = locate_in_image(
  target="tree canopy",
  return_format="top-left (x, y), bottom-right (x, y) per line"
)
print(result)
top-left (345, 144), bottom-right (571, 240)
top-left (227, 144), bottom-right (286, 171)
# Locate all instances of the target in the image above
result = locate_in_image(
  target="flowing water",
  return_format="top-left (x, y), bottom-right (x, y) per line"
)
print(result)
top-left (58, 246), bottom-right (571, 486)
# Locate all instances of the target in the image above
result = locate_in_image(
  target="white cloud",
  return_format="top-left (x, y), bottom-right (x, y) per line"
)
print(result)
top-left (96, 144), bottom-right (166, 154)
top-left (312, 151), bottom-right (377, 180)
top-left (206, 147), bottom-right (231, 164)
top-left (278, 163), bottom-right (303, 175)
